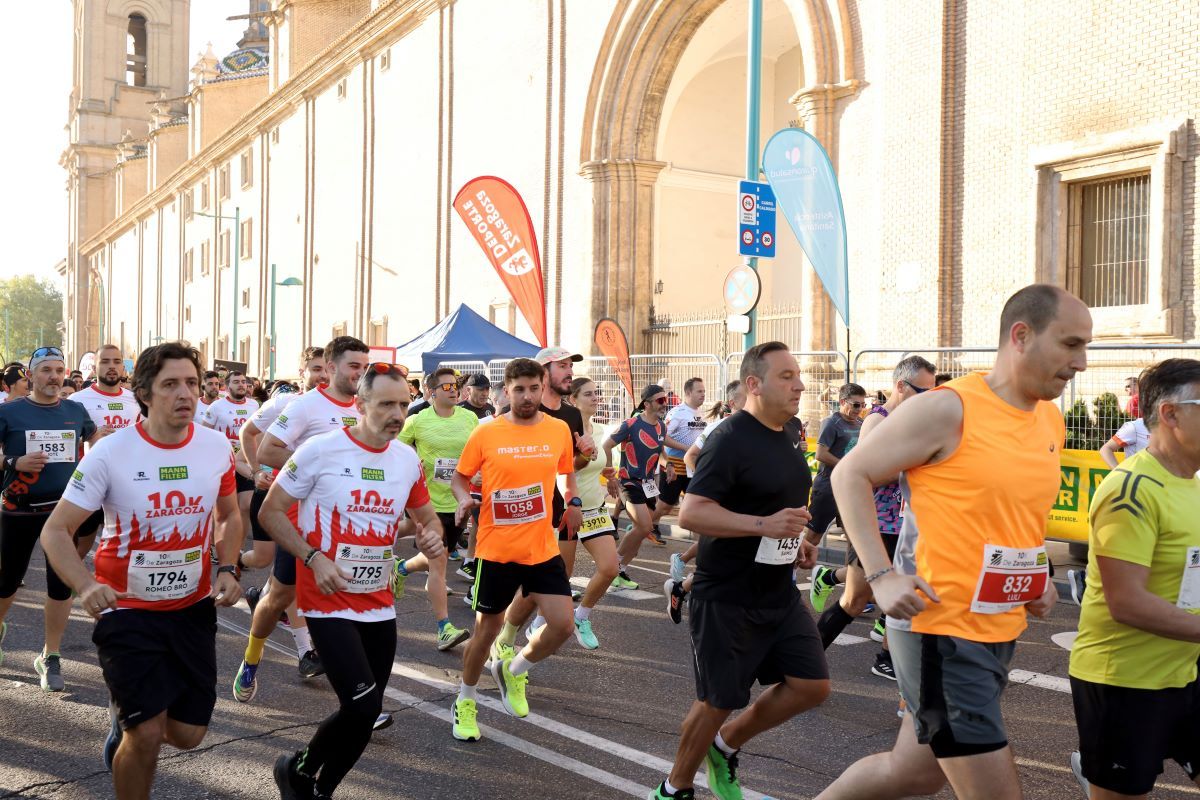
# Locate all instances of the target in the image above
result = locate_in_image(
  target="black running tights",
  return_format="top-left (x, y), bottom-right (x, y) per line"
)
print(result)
top-left (0, 512), bottom-right (72, 601)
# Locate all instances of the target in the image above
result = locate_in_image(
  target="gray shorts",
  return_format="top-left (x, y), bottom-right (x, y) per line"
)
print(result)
top-left (889, 628), bottom-right (1015, 758)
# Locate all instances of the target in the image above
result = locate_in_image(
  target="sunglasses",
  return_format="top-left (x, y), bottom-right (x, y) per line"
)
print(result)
top-left (903, 380), bottom-right (930, 394)
top-left (846, 401), bottom-right (864, 409)
top-left (31, 347), bottom-right (64, 360)
top-left (368, 362), bottom-right (410, 378)
top-left (437, 382), bottom-right (458, 393)
top-left (652, 397), bottom-right (668, 405)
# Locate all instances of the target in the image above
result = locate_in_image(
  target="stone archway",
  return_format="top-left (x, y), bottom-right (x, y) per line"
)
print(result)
top-left (580, 0), bottom-right (860, 353)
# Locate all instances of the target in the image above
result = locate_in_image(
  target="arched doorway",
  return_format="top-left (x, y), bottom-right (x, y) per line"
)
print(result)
top-left (581, 0), bottom-right (859, 353)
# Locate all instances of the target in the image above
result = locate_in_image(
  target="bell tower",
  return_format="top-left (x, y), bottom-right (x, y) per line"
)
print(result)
top-left (63, 0), bottom-right (190, 362)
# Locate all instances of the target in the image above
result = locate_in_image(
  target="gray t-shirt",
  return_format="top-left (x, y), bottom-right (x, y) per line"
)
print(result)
top-left (813, 411), bottom-right (860, 489)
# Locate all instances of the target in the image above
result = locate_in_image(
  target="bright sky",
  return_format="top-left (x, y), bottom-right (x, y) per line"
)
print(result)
top-left (0, 1), bottom-right (249, 285)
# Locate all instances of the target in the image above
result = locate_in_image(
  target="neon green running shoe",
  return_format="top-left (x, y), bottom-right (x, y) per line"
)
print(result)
top-left (489, 639), bottom-right (516, 666)
top-left (809, 565), bottom-right (837, 613)
top-left (647, 783), bottom-right (695, 799)
top-left (451, 697), bottom-right (480, 741)
top-left (611, 572), bottom-right (639, 590)
top-left (437, 623), bottom-right (470, 652)
top-left (391, 561), bottom-right (408, 600)
top-left (490, 657), bottom-right (529, 718)
top-left (705, 743), bottom-right (743, 800)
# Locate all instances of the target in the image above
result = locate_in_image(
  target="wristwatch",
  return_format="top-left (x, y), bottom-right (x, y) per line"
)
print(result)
top-left (3, 456), bottom-right (15, 471)
top-left (215, 565), bottom-right (239, 578)
top-left (567, 497), bottom-right (583, 508)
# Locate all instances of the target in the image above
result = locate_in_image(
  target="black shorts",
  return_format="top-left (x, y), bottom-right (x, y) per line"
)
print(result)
top-left (235, 472), bottom-right (255, 494)
top-left (273, 542), bottom-right (297, 585)
top-left (436, 512), bottom-right (465, 552)
top-left (688, 595), bottom-right (828, 710)
top-left (847, 533), bottom-right (898, 568)
top-left (807, 482), bottom-right (840, 535)
top-left (1072, 674), bottom-right (1200, 795)
top-left (658, 471), bottom-right (690, 507)
top-left (75, 509), bottom-right (105, 541)
top-left (471, 556), bottom-right (571, 615)
top-left (249, 488), bottom-right (271, 542)
top-left (620, 480), bottom-right (658, 511)
top-left (93, 598), bottom-right (218, 730)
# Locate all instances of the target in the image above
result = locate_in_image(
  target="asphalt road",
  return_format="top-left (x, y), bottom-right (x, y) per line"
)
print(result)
top-left (1, 535), bottom-right (1198, 800)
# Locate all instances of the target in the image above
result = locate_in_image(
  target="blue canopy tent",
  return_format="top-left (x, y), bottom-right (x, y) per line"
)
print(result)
top-left (392, 303), bottom-right (541, 374)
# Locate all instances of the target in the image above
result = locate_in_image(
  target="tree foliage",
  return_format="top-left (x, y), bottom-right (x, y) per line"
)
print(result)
top-left (0, 275), bottom-right (64, 365)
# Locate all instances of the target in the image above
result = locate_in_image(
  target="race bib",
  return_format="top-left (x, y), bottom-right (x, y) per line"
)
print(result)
top-left (334, 543), bottom-right (393, 594)
top-left (970, 544), bottom-right (1049, 614)
top-left (126, 547), bottom-right (204, 601)
top-left (433, 457), bottom-right (458, 485)
top-left (492, 484), bottom-right (547, 526)
top-left (755, 536), bottom-right (801, 565)
top-left (579, 507), bottom-right (615, 536)
top-left (26, 430), bottom-right (76, 463)
top-left (1176, 546), bottom-right (1200, 610)
top-left (641, 478), bottom-right (660, 499)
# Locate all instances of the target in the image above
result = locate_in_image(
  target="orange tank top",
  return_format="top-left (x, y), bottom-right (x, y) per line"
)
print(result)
top-left (907, 372), bottom-right (1064, 642)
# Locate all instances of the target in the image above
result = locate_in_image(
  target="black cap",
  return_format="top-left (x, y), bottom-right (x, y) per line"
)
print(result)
top-left (636, 384), bottom-right (665, 412)
top-left (465, 373), bottom-right (491, 390)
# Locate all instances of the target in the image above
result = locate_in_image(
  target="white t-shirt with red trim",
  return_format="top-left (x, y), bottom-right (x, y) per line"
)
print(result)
top-left (249, 392), bottom-right (297, 433)
top-left (201, 396), bottom-right (259, 455)
top-left (265, 386), bottom-right (361, 451)
top-left (62, 422), bottom-right (237, 612)
top-left (281, 427), bottom-right (429, 621)
top-left (72, 384), bottom-right (140, 432)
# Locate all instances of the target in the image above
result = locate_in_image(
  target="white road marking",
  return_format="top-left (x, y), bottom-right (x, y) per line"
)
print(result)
top-left (1008, 669), bottom-right (1071, 694)
top-left (1050, 631), bottom-right (1077, 651)
top-left (832, 633), bottom-right (870, 646)
top-left (1014, 757), bottom-right (1200, 794)
top-left (570, 575), bottom-right (658, 601)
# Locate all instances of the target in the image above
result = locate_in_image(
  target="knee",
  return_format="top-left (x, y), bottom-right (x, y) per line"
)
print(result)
top-left (346, 691), bottom-right (383, 726)
top-left (594, 558), bottom-right (619, 582)
top-left (891, 758), bottom-right (945, 796)
top-left (788, 678), bottom-right (831, 708)
top-left (164, 724), bottom-right (206, 751)
top-left (841, 592), bottom-right (870, 616)
top-left (125, 718), bottom-right (167, 752)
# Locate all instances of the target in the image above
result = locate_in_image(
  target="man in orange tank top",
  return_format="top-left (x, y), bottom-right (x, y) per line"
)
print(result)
top-left (815, 285), bottom-right (1092, 800)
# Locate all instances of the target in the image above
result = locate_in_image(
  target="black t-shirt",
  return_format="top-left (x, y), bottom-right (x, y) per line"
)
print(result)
top-left (541, 399), bottom-right (583, 523)
top-left (688, 410), bottom-right (813, 608)
top-left (813, 412), bottom-right (860, 489)
top-left (408, 398), bottom-right (430, 417)
top-left (458, 399), bottom-right (496, 419)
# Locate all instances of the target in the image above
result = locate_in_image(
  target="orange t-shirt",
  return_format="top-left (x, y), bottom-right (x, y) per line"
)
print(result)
top-left (907, 372), bottom-right (1064, 642)
top-left (456, 413), bottom-right (574, 565)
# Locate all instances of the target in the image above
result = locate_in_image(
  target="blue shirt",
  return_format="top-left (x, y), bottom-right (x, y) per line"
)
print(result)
top-left (610, 415), bottom-right (665, 483)
top-left (0, 398), bottom-right (96, 512)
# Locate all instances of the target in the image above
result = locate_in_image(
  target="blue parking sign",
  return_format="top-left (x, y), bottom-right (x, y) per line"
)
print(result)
top-left (737, 180), bottom-right (776, 258)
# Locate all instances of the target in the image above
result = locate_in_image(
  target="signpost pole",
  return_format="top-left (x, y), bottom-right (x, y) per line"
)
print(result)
top-left (742, 0), bottom-right (763, 351)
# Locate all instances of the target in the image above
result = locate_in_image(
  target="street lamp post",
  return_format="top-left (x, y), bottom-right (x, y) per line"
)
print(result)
top-left (195, 207), bottom-right (241, 361)
top-left (269, 263), bottom-right (303, 379)
top-left (742, 0), bottom-right (763, 351)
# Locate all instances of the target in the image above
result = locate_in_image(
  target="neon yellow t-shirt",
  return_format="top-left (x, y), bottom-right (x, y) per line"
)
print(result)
top-left (1070, 449), bottom-right (1200, 689)
top-left (397, 405), bottom-right (477, 513)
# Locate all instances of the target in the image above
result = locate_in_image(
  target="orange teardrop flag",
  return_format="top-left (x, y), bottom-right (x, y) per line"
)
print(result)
top-left (453, 177), bottom-right (547, 347)
top-left (594, 317), bottom-right (634, 405)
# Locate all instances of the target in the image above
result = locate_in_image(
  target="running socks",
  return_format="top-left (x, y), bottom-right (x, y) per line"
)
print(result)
top-left (396, 559), bottom-right (409, 577)
top-left (496, 621), bottom-right (520, 647)
top-left (714, 731), bottom-right (737, 758)
top-left (292, 626), bottom-right (313, 654)
top-left (245, 635), bottom-right (267, 666)
top-left (437, 618), bottom-right (451, 634)
top-left (458, 681), bottom-right (478, 702)
top-left (817, 602), bottom-right (855, 650)
top-left (509, 653), bottom-right (533, 676)
top-left (575, 606), bottom-right (591, 622)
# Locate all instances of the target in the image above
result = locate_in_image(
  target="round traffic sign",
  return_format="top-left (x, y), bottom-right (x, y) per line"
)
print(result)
top-left (723, 264), bottom-right (761, 316)
top-left (761, 231), bottom-right (773, 248)
top-left (741, 194), bottom-right (755, 212)
top-left (741, 230), bottom-right (754, 246)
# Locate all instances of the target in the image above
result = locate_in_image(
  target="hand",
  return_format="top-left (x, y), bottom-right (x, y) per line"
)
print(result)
top-left (78, 581), bottom-right (128, 620)
top-left (414, 521), bottom-right (445, 560)
top-left (575, 432), bottom-right (596, 458)
top-left (254, 470), bottom-right (275, 491)
top-left (454, 495), bottom-right (479, 526)
top-left (795, 538), bottom-right (819, 570)
top-left (96, 425), bottom-right (116, 439)
top-left (16, 452), bottom-right (50, 473)
top-left (1026, 578), bottom-right (1058, 618)
top-left (563, 505), bottom-right (583, 536)
top-left (870, 571), bottom-right (941, 620)
top-left (310, 554), bottom-right (349, 595)
top-left (665, 463), bottom-right (677, 483)
top-left (601, 467), bottom-right (616, 480)
top-left (758, 507), bottom-right (812, 539)
top-left (606, 479), bottom-right (620, 499)
top-left (211, 571), bottom-right (243, 607)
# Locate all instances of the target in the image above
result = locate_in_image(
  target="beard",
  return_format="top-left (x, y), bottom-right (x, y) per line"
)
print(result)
top-left (99, 372), bottom-right (121, 388)
top-left (513, 401), bottom-right (539, 420)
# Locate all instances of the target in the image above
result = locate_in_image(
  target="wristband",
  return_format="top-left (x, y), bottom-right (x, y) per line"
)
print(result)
top-left (259, 465), bottom-right (274, 473)
top-left (865, 567), bottom-right (893, 584)
top-left (303, 548), bottom-right (320, 567)
top-left (567, 496), bottom-right (583, 508)
top-left (215, 564), bottom-right (239, 578)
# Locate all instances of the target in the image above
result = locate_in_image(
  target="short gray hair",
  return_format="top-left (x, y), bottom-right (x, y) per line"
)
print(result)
top-left (893, 355), bottom-right (936, 384)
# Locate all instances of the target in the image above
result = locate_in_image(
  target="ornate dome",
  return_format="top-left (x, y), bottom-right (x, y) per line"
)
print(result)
top-left (219, 46), bottom-right (268, 76)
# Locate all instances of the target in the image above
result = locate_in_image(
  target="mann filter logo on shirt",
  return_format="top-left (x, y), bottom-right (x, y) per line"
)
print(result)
top-left (184, 550), bottom-right (201, 563)
top-left (361, 467), bottom-right (385, 481)
top-left (159, 466), bottom-right (189, 481)
top-left (1036, 551), bottom-right (1048, 566)
top-left (285, 460), bottom-right (298, 474)
top-left (236, 409), bottom-right (248, 416)
top-left (277, 414), bottom-right (288, 424)
top-left (342, 417), bottom-right (358, 427)
top-left (107, 403), bottom-right (123, 411)
top-left (72, 470), bottom-right (84, 482)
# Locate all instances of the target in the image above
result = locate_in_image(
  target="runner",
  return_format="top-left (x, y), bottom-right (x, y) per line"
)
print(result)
top-left (407, 375), bottom-right (435, 417)
top-left (1067, 358), bottom-right (1200, 799)
top-left (194, 371), bottom-right (221, 422)
top-left (233, 336), bottom-right (369, 701)
top-left (604, 384), bottom-right (675, 591)
top-left (39, 342), bottom-right (243, 799)
top-left (200, 371), bottom-right (259, 566)
top-left (812, 356), bottom-right (936, 681)
top-left (807, 383), bottom-right (867, 613)
top-left (394, 365), bottom-right (474, 651)
top-left (262, 363), bottom-right (445, 800)
top-left (649, 342), bottom-right (827, 800)
top-left (449, 357), bottom-right (579, 740)
top-left (814, 284), bottom-right (1091, 800)
top-left (656, 378), bottom-right (707, 543)
top-left (3, 365), bottom-right (30, 403)
top-left (0, 346), bottom-right (98, 691)
top-left (459, 373), bottom-right (496, 419)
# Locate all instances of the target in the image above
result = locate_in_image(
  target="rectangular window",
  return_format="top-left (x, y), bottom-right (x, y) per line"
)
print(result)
top-left (240, 219), bottom-right (253, 259)
top-left (218, 164), bottom-right (231, 200)
top-left (379, 49), bottom-right (391, 71)
top-left (200, 180), bottom-right (211, 210)
top-left (200, 241), bottom-right (211, 276)
top-left (241, 288), bottom-right (251, 309)
top-left (337, 79), bottom-right (347, 99)
top-left (271, 127), bottom-right (280, 144)
top-left (183, 249), bottom-right (194, 283)
top-left (369, 318), bottom-right (387, 346)
top-left (1073, 174), bottom-right (1150, 308)
top-left (183, 189), bottom-right (194, 220)
top-left (240, 149), bottom-right (253, 188)
top-left (219, 230), bottom-right (230, 268)
top-left (239, 336), bottom-right (251, 363)
top-left (332, 322), bottom-right (347, 339)
top-left (185, 305), bottom-right (192, 323)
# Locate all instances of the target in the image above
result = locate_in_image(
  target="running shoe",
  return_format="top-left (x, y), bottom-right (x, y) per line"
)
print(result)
top-left (669, 553), bottom-right (686, 582)
top-left (571, 589), bottom-right (583, 602)
top-left (437, 623), bottom-right (470, 651)
top-left (863, 602), bottom-right (876, 614)
top-left (102, 700), bottom-right (122, 772)
top-left (34, 652), bottom-right (65, 692)
top-left (1069, 750), bottom-right (1090, 798)
top-left (463, 586), bottom-right (475, 607)
top-left (233, 659), bottom-right (258, 702)
top-left (273, 752), bottom-right (314, 800)
top-left (896, 697), bottom-right (907, 719)
top-left (456, 561), bottom-right (477, 581)
top-left (704, 743), bottom-right (743, 800)
top-left (574, 618), bottom-right (599, 649)
top-left (243, 584), bottom-right (262, 615)
top-left (445, 584), bottom-right (454, 596)
top-left (525, 619), bottom-right (545, 642)
top-left (489, 639), bottom-right (517, 666)
top-left (449, 549), bottom-right (463, 561)
top-left (1068, 569), bottom-right (1087, 606)
top-left (491, 657), bottom-right (529, 718)
top-left (0, 620), bottom-right (6, 667)
top-left (611, 571), bottom-right (639, 590)
top-left (391, 561), bottom-right (408, 600)
top-left (871, 651), bottom-right (897, 681)
top-left (809, 565), bottom-right (837, 613)
top-left (647, 784), bottom-right (696, 800)
top-left (870, 618), bottom-right (886, 643)
top-left (649, 527), bottom-right (667, 546)
top-left (279, 610), bottom-right (291, 629)
top-left (452, 697), bottom-right (481, 741)
top-left (297, 650), bottom-right (324, 679)
top-left (664, 579), bottom-right (687, 624)
top-left (372, 712), bottom-right (393, 732)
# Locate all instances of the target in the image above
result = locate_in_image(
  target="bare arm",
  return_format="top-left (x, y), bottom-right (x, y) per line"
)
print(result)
top-left (239, 419), bottom-right (263, 470)
top-left (257, 432), bottom-right (292, 470)
top-left (406, 502), bottom-right (447, 560)
top-left (1099, 439), bottom-right (1121, 469)
top-left (683, 443), bottom-right (702, 476)
top-left (664, 435), bottom-right (688, 452)
top-left (452, 471), bottom-right (479, 525)
top-left (1097, 556), bottom-right (1200, 642)
top-left (40, 499), bottom-right (101, 597)
top-left (678, 494), bottom-right (810, 541)
top-left (814, 443), bottom-right (840, 468)
top-left (210, 491), bottom-right (243, 605)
